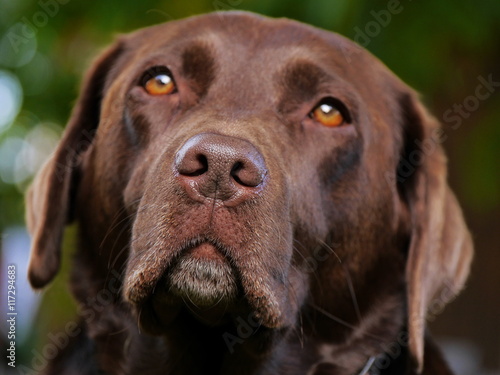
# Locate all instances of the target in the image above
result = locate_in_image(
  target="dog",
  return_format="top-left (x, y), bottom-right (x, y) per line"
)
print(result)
top-left (26, 11), bottom-right (473, 375)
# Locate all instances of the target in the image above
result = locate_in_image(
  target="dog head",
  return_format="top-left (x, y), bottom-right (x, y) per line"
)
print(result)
top-left (26, 11), bottom-right (472, 372)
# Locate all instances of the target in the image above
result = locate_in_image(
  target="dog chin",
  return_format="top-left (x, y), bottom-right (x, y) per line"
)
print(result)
top-left (167, 242), bottom-right (238, 307)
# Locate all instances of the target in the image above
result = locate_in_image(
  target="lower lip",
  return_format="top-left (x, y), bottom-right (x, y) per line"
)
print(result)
top-left (188, 242), bottom-right (226, 263)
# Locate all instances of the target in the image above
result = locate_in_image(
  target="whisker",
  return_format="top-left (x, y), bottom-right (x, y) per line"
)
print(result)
top-left (317, 238), bottom-right (342, 264)
top-left (292, 240), bottom-right (323, 294)
top-left (181, 296), bottom-right (209, 322)
top-left (341, 263), bottom-right (362, 322)
top-left (309, 303), bottom-right (385, 342)
top-left (137, 307), bottom-right (143, 334)
top-left (107, 224), bottom-right (132, 268)
top-left (99, 198), bottom-right (142, 249)
top-left (107, 326), bottom-right (129, 336)
top-left (110, 243), bottom-right (131, 269)
top-left (316, 238), bottom-right (362, 323)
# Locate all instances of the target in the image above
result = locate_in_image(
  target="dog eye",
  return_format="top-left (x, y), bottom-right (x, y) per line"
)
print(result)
top-left (141, 66), bottom-right (176, 96)
top-left (309, 99), bottom-right (348, 127)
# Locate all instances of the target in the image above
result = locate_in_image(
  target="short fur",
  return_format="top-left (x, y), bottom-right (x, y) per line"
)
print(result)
top-left (26, 11), bottom-right (472, 375)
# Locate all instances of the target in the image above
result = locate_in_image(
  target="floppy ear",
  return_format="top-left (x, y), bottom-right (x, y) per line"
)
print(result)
top-left (397, 92), bottom-right (473, 373)
top-left (26, 41), bottom-right (124, 289)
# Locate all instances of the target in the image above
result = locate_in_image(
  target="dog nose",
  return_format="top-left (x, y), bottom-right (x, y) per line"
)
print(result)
top-left (174, 133), bottom-right (268, 203)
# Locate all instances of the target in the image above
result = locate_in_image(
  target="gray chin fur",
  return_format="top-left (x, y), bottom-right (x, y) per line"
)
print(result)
top-left (168, 256), bottom-right (238, 306)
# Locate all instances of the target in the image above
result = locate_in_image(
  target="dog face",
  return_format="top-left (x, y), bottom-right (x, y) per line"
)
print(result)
top-left (26, 11), bottom-right (472, 372)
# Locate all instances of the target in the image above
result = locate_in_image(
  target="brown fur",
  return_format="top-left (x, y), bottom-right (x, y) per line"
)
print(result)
top-left (26, 11), bottom-right (472, 375)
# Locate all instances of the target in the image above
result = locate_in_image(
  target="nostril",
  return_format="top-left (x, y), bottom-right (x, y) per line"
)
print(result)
top-left (189, 154), bottom-right (208, 176)
top-left (230, 160), bottom-right (265, 188)
top-left (177, 153), bottom-right (209, 177)
top-left (230, 162), bottom-right (245, 185)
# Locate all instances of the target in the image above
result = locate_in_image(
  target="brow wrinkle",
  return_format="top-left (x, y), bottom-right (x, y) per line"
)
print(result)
top-left (181, 42), bottom-right (216, 97)
top-left (278, 60), bottom-right (333, 114)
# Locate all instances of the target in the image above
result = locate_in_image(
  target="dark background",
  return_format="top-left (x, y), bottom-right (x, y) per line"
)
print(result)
top-left (0, 0), bottom-right (498, 373)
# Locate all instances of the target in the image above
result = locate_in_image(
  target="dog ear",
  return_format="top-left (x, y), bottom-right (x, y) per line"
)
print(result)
top-left (396, 92), bottom-right (473, 373)
top-left (26, 40), bottom-right (125, 289)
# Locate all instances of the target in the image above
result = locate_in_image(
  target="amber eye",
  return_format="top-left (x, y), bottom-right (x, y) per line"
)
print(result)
top-left (142, 67), bottom-right (175, 96)
top-left (310, 102), bottom-right (345, 127)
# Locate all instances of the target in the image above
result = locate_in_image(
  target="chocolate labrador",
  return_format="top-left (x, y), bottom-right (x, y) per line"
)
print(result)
top-left (26, 11), bottom-right (473, 375)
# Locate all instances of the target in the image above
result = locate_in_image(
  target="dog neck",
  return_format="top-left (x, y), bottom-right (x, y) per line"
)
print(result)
top-left (112, 294), bottom-right (408, 375)
top-left (69, 247), bottom-right (410, 375)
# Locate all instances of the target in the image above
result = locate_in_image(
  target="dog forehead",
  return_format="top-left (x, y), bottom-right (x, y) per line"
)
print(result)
top-left (124, 11), bottom-right (362, 69)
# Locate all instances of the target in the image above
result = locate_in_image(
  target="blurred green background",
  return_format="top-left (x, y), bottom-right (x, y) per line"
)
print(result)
top-left (0, 0), bottom-right (499, 373)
